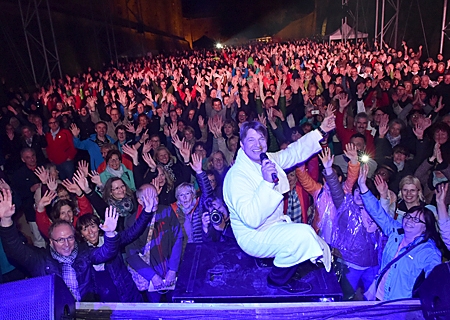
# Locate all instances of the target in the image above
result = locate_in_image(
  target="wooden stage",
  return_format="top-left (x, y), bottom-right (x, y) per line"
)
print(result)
top-left (76, 300), bottom-right (425, 319)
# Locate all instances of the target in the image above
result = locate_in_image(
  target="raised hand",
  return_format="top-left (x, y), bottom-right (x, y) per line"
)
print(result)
top-left (73, 170), bottom-right (90, 193)
top-left (374, 174), bottom-right (389, 199)
top-left (172, 133), bottom-right (184, 149)
top-left (0, 179), bottom-right (11, 191)
top-left (169, 123), bottom-right (178, 138)
top-left (0, 189), bottom-right (15, 222)
top-left (37, 190), bottom-right (57, 212)
top-left (70, 123), bottom-right (80, 137)
top-left (100, 206), bottom-right (119, 236)
top-left (198, 115), bottom-right (205, 129)
top-left (142, 152), bottom-right (157, 170)
top-left (319, 112), bottom-right (336, 133)
top-left (257, 113), bottom-right (267, 127)
top-left (344, 143), bottom-right (358, 164)
top-left (62, 179), bottom-right (82, 196)
top-left (325, 104), bottom-right (335, 118)
top-left (125, 123), bottom-right (136, 134)
top-left (338, 93), bottom-right (351, 112)
top-left (358, 164), bottom-right (369, 193)
top-left (78, 160), bottom-right (89, 178)
top-left (47, 176), bottom-right (58, 191)
top-left (190, 153), bottom-right (203, 174)
top-left (318, 147), bottom-right (334, 169)
top-left (179, 140), bottom-right (191, 163)
top-left (142, 139), bottom-right (152, 154)
top-left (139, 129), bottom-right (149, 143)
top-left (151, 178), bottom-right (162, 195)
top-left (34, 166), bottom-right (49, 184)
top-left (139, 185), bottom-right (158, 212)
top-left (435, 183), bottom-right (448, 204)
top-left (122, 144), bottom-right (139, 165)
top-left (89, 170), bottom-right (103, 187)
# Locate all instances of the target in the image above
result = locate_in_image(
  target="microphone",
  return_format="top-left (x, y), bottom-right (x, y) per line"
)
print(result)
top-left (260, 153), bottom-right (279, 184)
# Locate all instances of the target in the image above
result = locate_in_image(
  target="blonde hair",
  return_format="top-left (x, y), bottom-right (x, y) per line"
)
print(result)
top-left (398, 175), bottom-right (425, 202)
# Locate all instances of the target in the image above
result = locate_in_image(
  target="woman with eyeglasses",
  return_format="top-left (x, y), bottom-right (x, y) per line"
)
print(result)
top-left (358, 164), bottom-right (443, 301)
top-left (74, 171), bottom-right (137, 232)
top-left (99, 150), bottom-right (136, 191)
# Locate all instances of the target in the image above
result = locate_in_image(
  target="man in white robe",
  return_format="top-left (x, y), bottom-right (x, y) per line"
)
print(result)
top-left (223, 115), bottom-right (335, 293)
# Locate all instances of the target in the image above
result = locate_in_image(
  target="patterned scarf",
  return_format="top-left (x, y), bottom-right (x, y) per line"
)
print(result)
top-left (287, 189), bottom-right (302, 223)
top-left (50, 244), bottom-right (81, 301)
top-left (386, 133), bottom-right (401, 148)
top-left (108, 195), bottom-right (134, 217)
top-left (161, 159), bottom-right (176, 182)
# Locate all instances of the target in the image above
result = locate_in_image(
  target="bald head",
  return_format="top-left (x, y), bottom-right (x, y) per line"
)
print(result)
top-left (136, 184), bottom-right (158, 212)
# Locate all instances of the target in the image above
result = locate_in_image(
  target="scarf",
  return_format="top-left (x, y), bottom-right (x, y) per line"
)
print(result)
top-left (394, 161), bottom-right (405, 172)
top-left (386, 133), bottom-right (401, 148)
top-left (108, 195), bottom-right (134, 217)
top-left (106, 164), bottom-right (124, 178)
top-left (50, 244), bottom-right (81, 301)
top-left (87, 236), bottom-right (105, 271)
top-left (287, 189), bottom-right (302, 223)
top-left (161, 159), bottom-right (176, 182)
top-left (95, 136), bottom-right (110, 148)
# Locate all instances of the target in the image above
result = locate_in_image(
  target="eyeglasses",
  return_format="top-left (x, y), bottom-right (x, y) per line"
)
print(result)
top-left (48, 121), bottom-right (57, 125)
top-left (404, 213), bottom-right (426, 224)
top-left (52, 235), bottom-right (76, 244)
top-left (112, 184), bottom-right (126, 192)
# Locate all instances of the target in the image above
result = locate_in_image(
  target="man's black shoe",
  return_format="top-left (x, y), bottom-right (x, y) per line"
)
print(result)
top-left (267, 277), bottom-right (312, 294)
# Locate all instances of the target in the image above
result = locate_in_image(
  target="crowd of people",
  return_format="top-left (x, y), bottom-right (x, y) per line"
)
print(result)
top-left (0, 38), bottom-right (449, 302)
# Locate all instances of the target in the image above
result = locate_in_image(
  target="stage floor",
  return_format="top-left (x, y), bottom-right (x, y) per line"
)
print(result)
top-left (76, 300), bottom-right (424, 319)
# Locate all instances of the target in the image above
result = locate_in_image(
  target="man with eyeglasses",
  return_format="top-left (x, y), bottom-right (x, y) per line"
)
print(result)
top-left (45, 117), bottom-right (77, 180)
top-left (0, 189), bottom-right (121, 301)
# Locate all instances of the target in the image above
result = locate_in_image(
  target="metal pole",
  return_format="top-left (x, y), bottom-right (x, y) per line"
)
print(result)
top-left (18, 0), bottom-right (37, 84)
top-left (375, 0), bottom-right (379, 44)
top-left (356, 0), bottom-right (359, 44)
top-left (394, 0), bottom-right (399, 49)
top-left (441, 0), bottom-right (448, 54)
top-left (33, 0), bottom-right (52, 83)
top-left (45, 0), bottom-right (62, 79)
top-left (380, 0), bottom-right (385, 46)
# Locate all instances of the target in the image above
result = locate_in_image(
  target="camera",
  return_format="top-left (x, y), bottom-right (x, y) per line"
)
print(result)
top-left (311, 110), bottom-right (320, 115)
top-left (210, 209), bottom-right (223, 225)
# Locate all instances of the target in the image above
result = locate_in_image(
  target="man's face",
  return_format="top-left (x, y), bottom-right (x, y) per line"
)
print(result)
top-left (139, 116), bottom-right (148, 127)
top-left (50, 224), bottom-right (76, 256)
top-left (21, 150), bottom-right (37, 167)
top-left (264, 98), bottom-right (275, 109)
top-left (95, 123), bottom-right (107, 137)
top-left (48, 118), bottom-right (59, 131)
top-left (350, 137), bottom-right (366, 152)
top-left (211, 153), bottom-right (225, 171)
top-left (355, 117), bottom-right (368, 134)
top-left (110, 109), bottom-right (120, 123)
top-left (22, 127), bottom-right (33, 139)
top-left (213, 101), bottom-right (222, 111)
top-left (444, 74), bottom-right (450, 85)
top-left (240, 128), bottom-right (267, 163)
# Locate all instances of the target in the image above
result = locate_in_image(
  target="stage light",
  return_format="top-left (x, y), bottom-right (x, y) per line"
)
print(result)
top-left (216, 43), bottom-right (223, 49)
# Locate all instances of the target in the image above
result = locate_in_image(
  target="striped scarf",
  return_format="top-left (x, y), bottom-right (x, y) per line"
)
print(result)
top-left (50, 244), bottom-right (81, 301)
top-left (287, 189), bottom-right (302, 223)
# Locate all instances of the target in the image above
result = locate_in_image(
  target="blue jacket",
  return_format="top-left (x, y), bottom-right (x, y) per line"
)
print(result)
top-left (361, 190), bottom-right (442, 300)
top-left (73, 134), bottom-right (115, 170)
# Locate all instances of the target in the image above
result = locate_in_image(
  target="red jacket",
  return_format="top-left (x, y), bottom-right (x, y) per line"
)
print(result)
top-left (335, 110), bottom-right (376, 156)
top-left (45, 128), bottom-right (77, 165)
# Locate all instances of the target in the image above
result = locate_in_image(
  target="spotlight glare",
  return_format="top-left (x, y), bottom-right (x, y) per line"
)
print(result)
top-left (216, 43), bottom-right (223, 49)
top-left (360, 154), bottom-right (370, 163)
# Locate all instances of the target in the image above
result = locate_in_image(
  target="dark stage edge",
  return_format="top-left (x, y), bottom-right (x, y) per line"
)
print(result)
top-left (75, 300), bottom-right (424, 319)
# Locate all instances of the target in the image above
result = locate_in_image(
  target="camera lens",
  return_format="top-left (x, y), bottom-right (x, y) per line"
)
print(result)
top-left (210, 209), bottom-right (223, 225)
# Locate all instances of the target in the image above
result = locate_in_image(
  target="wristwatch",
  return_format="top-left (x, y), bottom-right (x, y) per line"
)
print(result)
top-left (317, 126), bottom-right (328, 138)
